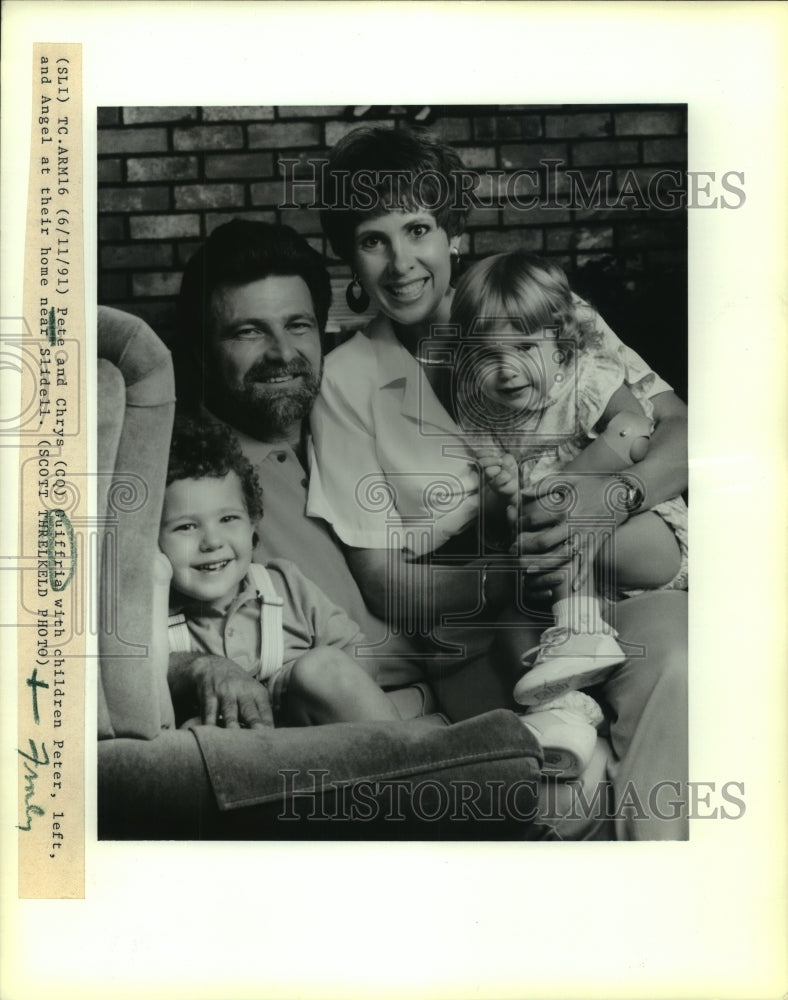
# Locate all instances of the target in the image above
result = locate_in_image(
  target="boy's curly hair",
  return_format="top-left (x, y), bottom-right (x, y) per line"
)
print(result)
top-left (165, 417), bottom-right (264, 522)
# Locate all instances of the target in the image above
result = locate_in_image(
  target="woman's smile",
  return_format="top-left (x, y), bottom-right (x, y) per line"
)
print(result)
top-left (353, 210), bottom-right (457, 326)
top-left (384, 276), bottom-right (430, 301)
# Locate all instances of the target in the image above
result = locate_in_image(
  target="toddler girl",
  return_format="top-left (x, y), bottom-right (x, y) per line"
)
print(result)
top-left (450, 252), bottom-right (688, 707)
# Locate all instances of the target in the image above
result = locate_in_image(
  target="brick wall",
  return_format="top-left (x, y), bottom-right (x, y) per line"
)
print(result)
top-left (97, 104), bottom-right (687, 396)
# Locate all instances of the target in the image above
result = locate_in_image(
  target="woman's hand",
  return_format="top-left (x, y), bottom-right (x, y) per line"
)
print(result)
top-left (180, 654), bottom-right (274, 730)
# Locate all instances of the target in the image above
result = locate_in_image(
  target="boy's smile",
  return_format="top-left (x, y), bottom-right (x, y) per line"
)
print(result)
top-left (159, 471), bottom-right (255, 611)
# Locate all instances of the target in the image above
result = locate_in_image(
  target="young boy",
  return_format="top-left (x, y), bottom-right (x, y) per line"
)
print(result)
top-left (156, 418), bottom-right (399, 726)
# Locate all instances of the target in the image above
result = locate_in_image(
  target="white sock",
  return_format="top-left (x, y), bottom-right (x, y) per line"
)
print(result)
top-left (553, 596), bottom-right (607, 634)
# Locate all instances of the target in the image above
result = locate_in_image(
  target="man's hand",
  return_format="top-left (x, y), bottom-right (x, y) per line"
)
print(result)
top-left (189, 654), bottom-right (274, 730)
top-left (509, 472), bottom-right (626, 598)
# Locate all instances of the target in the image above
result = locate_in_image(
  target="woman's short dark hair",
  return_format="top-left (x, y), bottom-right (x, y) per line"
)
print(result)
top-left (176, 218), bottom-right (332, 353)
top-left (320, 125), bottom-right (469, 263)
top-left (165, 416), bottom-right (264, 522)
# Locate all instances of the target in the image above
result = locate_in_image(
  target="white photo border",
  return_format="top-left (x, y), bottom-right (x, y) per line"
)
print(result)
top-left (2, 3), bottom-right (786, 998)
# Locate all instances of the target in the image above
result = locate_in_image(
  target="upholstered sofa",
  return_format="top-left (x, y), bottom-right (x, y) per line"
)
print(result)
top-left (95, 306), bottom-right (548, 840)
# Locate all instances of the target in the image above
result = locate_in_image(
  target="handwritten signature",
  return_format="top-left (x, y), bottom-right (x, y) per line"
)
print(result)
top-left (17, 739), bottom-right (49, 831)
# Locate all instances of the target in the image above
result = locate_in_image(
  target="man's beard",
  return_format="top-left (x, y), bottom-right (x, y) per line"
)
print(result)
top-left (209, 358), bottom-right (323, 440)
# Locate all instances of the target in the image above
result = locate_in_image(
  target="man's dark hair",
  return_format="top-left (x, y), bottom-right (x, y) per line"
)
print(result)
top-left (174, 219), bottom-right (331, 407)
top-left (165, 416), bottom-right (264, 522)
top-left (320, 125), bottom-right (468, 263)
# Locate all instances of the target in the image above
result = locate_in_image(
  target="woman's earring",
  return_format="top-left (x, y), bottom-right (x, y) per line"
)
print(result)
top-left (345, 274), bottom-right (370, 314)
top-left (450, 249), bottom-right (462, 288)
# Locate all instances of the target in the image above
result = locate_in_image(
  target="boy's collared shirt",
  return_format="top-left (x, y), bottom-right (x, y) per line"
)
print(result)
top-left (173, 558), bottom-right (363, 676)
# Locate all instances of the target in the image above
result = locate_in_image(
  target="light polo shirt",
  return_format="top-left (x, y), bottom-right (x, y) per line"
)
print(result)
top-left (202, 412), bottom-right (424, 688)
top-left (307, 306), bottom-right (673, 556)
top-left (173, 559), bottom-right (361, 674)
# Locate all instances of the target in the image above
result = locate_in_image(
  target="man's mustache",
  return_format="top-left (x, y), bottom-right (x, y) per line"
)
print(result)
top-left (244, 361), bottom-right (314, 384)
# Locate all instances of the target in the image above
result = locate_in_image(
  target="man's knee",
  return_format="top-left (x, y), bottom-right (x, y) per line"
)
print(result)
top-left (605, 591), bottom-right (687, 724)
top-left (616, 591), bottom-right (687, 669)
top-left (290, 646), bottom-right (358, 695)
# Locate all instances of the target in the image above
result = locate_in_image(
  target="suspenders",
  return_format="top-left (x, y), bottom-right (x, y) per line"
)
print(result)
top-left (248, 563), bottom-right (285, 681)
top-left (167, 563), bottom-right (285, 682)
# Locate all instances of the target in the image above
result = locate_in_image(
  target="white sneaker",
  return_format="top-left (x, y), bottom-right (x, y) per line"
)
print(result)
top-left (520, 692), bottom-right (604, 779)
top-left (514, 626), bottom-right (626, 706)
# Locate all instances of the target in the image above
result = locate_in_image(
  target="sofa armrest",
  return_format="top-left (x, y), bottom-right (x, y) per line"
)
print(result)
top-left (98, 306), bottom-right (176, 739)
top-left (98, 709), bottom-right (550, 840)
